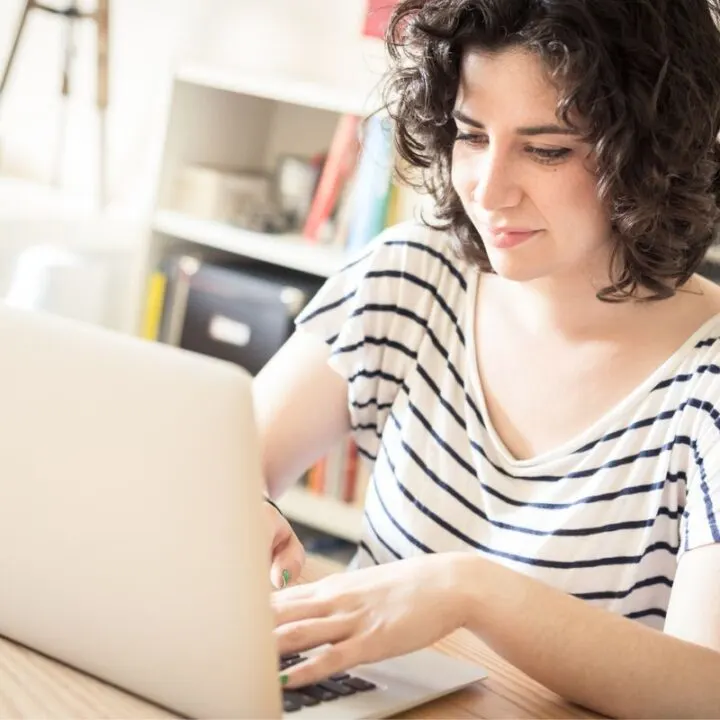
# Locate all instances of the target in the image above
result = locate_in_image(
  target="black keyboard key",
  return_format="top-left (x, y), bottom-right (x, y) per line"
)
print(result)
top-left (280, 655), bottom-right (306, 670)
top-left (297, 684), bottom-right (339, 702)
top-left (283, 694), bottom-right (303, 712)
top-left (295, 692), bottom-right (321, 707)
top-left (318, 679), bottom-right (356, 697)
top-left (284, 690), bottom-right (320, 708)
top-left (330, 672), bottom-right (350, 681)
top-left (343, 676), bottom-right (377, 692)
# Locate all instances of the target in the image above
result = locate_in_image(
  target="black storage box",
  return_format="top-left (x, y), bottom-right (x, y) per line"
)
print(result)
top-left (160, 257), bottom-right (323, 376)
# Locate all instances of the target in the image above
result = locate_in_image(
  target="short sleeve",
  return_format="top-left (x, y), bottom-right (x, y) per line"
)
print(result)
top-left (679, 428), bottom-right (720, 558)
top-left (294, 222), bottom-right (431, 460)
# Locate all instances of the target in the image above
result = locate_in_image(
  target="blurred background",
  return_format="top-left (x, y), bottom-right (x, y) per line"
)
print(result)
top-left (14, 1), bottom-right (719, 563)
top-left (0, 0), bottom-right (398, 326)
top-left (0, 0), bottom-right (410, 560)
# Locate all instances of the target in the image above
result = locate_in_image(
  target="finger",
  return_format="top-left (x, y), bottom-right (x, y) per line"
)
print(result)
top-left (273, 615), bottom-right (351, 657)
top-left (280, 638), bottom-right (360, 689)
top-left (269, 514), bottom-right (291, 554)
top-left (270, 535), bottom-right (305, 589)
top-left (264, 502), bottom-right (287, 550)
top-left (271, 595), bottom-right (329, 626)
top-left (271, 581), bottom-right (316, 605)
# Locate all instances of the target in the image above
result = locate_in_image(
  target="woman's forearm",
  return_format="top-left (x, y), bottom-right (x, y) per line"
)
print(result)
top-left (450, 553), bottom-right (720, 718)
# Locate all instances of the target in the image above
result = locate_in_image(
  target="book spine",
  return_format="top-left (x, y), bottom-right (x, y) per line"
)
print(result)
top-left (302, 114), bottom-right (360, 243)
top-left (164, 256), bottom-right (200, 346)
top-left (344, 115), bottom-right (394, 253)
top-left (141, 271), bottom-right (167, 341)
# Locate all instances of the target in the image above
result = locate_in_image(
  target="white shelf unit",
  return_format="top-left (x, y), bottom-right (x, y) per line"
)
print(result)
top-left (135, 67), bottom-right (379, 292)
top-left (139, 66), bottom-right (377, 544)
top-left (152, 209), bottom-right (347, 278)
top-left (706, 245), bottom-right (720, 264)
top-left (277, 487), bottom-right (364, 544)
top-left (175, 62), bottom-right (377, 117)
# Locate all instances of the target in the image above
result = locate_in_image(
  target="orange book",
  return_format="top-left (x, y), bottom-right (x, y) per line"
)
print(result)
top-left (307, 457), bottom-right (326, 495)
top-left (302, 114), bottom-right (360, 242)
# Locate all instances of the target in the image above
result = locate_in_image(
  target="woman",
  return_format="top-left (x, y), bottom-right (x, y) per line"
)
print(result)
top-left (254, 0), bottom-right (720, 715)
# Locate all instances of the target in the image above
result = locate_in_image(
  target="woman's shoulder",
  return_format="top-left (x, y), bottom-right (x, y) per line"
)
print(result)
top-left (653, 274), bottom-right (720, 351)
top-left (693, 273), bottom-right (720, 310)
top-left (367, 219), bottom-right (448, 255)
top-left (365, 220), bottom-right (472, 285)
top-left (657, 279), bottom-right (720, 434)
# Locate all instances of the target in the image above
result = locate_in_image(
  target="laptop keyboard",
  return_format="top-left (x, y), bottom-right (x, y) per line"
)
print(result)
top-left (280, 653), bottom-right (377, 713)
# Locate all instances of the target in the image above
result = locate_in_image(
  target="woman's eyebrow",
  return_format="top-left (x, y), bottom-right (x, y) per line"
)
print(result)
top-left (451, 109), bottom-right (578, 136)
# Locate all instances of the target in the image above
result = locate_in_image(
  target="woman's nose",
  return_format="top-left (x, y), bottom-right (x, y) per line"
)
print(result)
top-left (470, 151), bottom-right (523, 211)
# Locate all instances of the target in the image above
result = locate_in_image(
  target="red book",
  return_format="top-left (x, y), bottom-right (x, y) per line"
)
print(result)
top-left (362, 0), bottom-right (399, 39)
top-left (302, 114), bottom-right (360, 243)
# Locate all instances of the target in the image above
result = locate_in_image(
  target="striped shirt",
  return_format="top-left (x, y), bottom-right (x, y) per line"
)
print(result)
top-left (295, 221), bottom-right (720, 630)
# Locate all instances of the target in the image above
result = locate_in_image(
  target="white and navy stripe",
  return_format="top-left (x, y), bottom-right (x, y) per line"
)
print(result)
top-left (295, 222), bottom-right (720, 630)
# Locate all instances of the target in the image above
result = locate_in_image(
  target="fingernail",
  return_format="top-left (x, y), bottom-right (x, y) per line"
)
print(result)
top-left (281, 569), bottom-right (290, 588)
top-left (279, 674), bottom-right (289, 686)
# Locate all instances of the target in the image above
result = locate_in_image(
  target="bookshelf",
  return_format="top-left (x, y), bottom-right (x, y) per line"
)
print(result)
top-left (175, 62), bottom-right (373, 117)
top-left (135, 65), bottom-right (388, 546)
top-left (137, 73), bottom-right (365, 288)
top-left (152, 209), bottom-right (347, 278)
top-left (277, 487), bottom-right (364, 544)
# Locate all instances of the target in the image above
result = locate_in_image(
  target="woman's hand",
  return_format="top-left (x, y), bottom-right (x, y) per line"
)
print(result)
top-left (271, 554), bottom-right (467, 688)
top-left (264, 500), bottom-right (306, 589)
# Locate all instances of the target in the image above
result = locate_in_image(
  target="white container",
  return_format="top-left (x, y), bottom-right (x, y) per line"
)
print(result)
top-left (172, 163), bottom-right (272, 223)
top-left (5, 245), bottom-right (110, 327)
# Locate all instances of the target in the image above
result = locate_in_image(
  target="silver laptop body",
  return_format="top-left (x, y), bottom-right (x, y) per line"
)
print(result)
top-left (0, 303), bottom-right (487, 718)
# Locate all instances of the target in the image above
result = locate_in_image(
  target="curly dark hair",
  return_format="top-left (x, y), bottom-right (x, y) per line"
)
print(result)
top-left (382, 0), bottom-right (720, 301)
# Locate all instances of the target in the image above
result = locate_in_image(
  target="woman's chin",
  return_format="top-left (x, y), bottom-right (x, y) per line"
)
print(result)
top-left (485, 250), bottom-right (550, 283)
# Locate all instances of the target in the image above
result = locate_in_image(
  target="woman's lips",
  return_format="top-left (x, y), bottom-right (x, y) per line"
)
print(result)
top-left (486, 228), bottom-right (541, 249)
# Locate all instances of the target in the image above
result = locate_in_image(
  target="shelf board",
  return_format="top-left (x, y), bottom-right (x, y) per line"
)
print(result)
top-left (176, 62), bottom-right (375, 117)
top-left (277, 487), bottom-right (363, 544)
top-left (705, 246), bottom-right (720, 264)
top-left (152, 210), bottom-right (348, 277)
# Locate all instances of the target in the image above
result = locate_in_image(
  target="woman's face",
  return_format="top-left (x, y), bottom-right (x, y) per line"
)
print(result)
top-left (451, 48), bottom-right (613, 285)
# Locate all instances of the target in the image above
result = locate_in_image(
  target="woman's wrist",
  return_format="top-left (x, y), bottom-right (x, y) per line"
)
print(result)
top-left (445, 552), bottom-right (496, 633)
top-left (263, 494), bottom-right (285, 518)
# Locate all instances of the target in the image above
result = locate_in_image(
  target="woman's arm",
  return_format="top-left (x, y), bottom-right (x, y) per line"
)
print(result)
top-left (453, 547), bottom-right (720, 719)
top-left (273, 548), bottom-right (719, 716)
top-left (252, 330), bottom-right (351, 497)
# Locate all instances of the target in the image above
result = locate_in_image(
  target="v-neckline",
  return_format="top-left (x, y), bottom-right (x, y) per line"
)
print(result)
top-left (463, 271), bottom-right (720, 469)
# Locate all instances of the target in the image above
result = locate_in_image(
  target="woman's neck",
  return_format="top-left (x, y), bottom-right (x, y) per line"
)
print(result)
top-left (479, 269), bottom-right (667, 343)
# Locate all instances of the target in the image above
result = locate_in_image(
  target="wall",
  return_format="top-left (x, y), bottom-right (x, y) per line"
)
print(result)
top-left (0, 0), bottom-right (387, 212)
top-left (0, 0), bottom-right (388, 334)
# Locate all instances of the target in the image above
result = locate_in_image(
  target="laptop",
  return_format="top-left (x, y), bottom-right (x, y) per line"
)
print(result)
top-left (0, 303), bottom-right (488, 718)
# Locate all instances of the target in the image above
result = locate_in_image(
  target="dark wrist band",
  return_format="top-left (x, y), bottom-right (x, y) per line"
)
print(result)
top-left (263, 495), bottom-right (285, 518)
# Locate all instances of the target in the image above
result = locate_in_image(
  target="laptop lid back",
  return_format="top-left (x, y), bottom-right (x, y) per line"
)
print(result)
top-left (0, 304), bottom-right (280, 718)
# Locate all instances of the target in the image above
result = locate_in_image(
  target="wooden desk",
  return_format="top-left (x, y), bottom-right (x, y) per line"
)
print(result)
top-left (0, 555), bottom-right (602, 719)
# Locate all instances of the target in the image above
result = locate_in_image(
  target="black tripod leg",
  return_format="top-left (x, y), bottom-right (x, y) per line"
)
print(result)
top-left (0, 0), bottom-right (34, 106)
top-left (54, 7), bottom-right (76, 185)
top-left (96, 0), bottom-right (109, 205)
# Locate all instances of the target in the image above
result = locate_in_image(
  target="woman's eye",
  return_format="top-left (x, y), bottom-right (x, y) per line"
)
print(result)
top-left (454, 133), bottom-right (573, 165)
top-left (527, 146), bottom-right (572, 163)
top-left (455, 133), bottom-right (488, 147)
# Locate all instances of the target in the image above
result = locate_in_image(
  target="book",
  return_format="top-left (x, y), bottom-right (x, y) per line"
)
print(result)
top-left (160, 255), bottom-right (200, 346)
top-left (141, 270), bottom-right (168, 341)
top-left (302, 114), bottom-right (361, 242)
top-left (363, 0), bottom-right (399, 39)
top-left (344, 115), bottom-right (395, 253)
